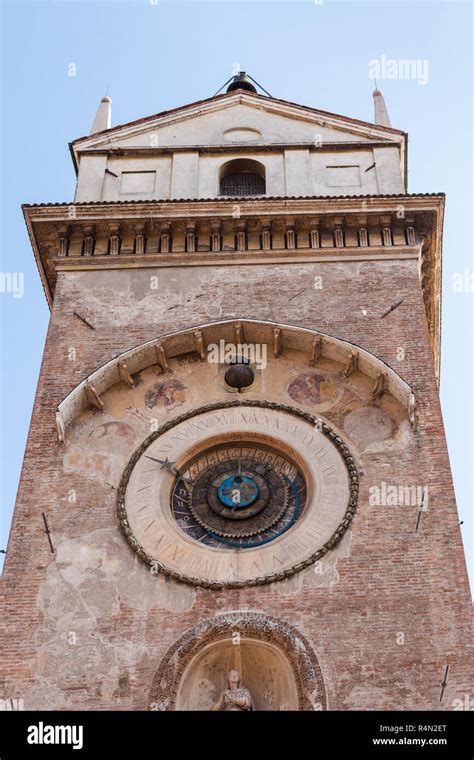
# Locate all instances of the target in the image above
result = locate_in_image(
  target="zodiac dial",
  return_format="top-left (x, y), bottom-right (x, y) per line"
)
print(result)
top-left (171, 442), bottom-right (307, 549)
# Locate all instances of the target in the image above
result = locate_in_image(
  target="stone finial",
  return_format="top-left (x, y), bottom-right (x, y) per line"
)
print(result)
top-left (372, 89), bottom-right (391, 128)
top-left (90, 96), bottom-right (112, 135)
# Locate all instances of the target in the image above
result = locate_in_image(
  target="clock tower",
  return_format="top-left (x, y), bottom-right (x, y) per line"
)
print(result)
top-left (2, 75), bottom-right (472, 711)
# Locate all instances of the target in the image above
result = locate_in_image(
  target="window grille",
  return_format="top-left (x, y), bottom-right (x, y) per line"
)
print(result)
top-left (220, 171), bottom-right (265, 196)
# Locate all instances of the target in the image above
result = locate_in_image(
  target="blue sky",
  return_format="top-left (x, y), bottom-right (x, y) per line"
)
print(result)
top-left (1, 0), bottom-right (472, 589)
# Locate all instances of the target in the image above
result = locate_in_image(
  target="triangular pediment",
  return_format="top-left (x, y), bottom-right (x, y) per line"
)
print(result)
top-left (71, 91), bottom-right (403, 161)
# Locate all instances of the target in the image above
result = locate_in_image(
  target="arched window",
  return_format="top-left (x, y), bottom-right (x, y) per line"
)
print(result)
top-left (219, 159), bottom-right (266, 196)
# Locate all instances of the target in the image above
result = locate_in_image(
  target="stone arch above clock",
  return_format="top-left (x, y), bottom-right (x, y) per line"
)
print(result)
top-left (55, 317), bottom-right (416, 443)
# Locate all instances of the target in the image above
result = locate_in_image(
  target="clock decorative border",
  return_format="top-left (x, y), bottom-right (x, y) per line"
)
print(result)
top-left (116, 400), bottom-right (359, 588)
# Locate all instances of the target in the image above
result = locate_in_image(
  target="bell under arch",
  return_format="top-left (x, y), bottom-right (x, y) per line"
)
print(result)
top-left (149, 612), bottom-right (327, 711)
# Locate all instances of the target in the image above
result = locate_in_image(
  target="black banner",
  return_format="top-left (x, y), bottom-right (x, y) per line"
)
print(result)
top-left (0, 710), bottom-right (472, 758)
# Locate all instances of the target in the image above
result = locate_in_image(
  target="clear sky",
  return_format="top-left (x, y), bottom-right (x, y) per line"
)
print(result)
top-left (1, 0), bottom-right (472, 590)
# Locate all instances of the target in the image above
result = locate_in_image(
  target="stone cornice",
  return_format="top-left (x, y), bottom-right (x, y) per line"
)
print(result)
top-left (76, 140), bottom-right (399, 158)
top-left (22, 193), bottom-right (444, 383)
top-left (23, 193), bottom-right (443, 218)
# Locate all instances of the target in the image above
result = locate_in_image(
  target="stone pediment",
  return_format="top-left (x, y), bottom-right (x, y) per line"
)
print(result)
top-left (71, 91), bottom-right (404, 162)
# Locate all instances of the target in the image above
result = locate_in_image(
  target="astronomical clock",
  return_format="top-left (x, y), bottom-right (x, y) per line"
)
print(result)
top-left (117, 400), bottom-right (359, 588)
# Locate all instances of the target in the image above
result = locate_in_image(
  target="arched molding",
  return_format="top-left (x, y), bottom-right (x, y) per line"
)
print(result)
top-left (55, 318), bottom-right (415, 442)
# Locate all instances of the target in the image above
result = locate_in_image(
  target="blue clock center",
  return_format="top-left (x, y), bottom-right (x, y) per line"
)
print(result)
top-left (217, 475), bottom-right (260, 509)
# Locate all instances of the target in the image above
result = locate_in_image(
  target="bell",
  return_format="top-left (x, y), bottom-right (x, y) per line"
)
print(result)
top-left (226, 72), bottom-right (257, 94)
top-left (225, 357), bottom-right (255, 390)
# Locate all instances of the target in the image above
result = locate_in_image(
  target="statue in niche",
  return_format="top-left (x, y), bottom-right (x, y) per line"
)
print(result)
top-left (211, 669), bottom-right (255, 711)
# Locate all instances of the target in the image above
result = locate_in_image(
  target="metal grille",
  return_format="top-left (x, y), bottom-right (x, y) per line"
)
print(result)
top-left (220, 171), bottom-right (265, 196)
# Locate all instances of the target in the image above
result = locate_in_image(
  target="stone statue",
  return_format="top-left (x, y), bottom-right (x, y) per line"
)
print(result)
top-left (211, 669), bottom-right (255, 711)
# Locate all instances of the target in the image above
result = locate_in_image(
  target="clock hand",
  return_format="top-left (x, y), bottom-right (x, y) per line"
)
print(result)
top-left (144, 456), bottom-right (194, 485)
top-left (144, 455), bottom-right (177, 471)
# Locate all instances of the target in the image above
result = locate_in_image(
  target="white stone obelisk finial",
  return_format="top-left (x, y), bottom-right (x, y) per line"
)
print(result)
top-left (372, 88), bottom-right (391, 128)
top-left (90, 96), bottom-right (112, 134)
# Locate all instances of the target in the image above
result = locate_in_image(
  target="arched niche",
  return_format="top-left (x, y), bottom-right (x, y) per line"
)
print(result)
top-left (149, 611), bottom-right (327, 711)
top-left (176, 638), bottom-right (299, 711)
top-left (219, 158), bottom-right (266, 196)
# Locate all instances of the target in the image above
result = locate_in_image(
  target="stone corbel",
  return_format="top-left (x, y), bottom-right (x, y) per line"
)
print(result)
top-left (160, 224), bottom-right (171, 254)
top-left (380, 215), bottom-right (393, 246)
top-left (83, 226), bottom-right (95, 257)
top-left (285, 220), bottom-right (296, 250)
top-left (309, 336), bottom-right (322, 366)
top-left (357, 215), bottom-right (368, 247)
top-left (108, 223), bottom-right (121, 256)
top-left (333, 217), bottom-right (345, 248)
top-left (118, 360), bottom-right (135, 388)
top-left (55, 410), bottom-right (66, 443)
top-left (309, 218), bottom-right (320, 249)
top-left (260, 219), bottom-right (272, 251)
top-left (85, 381), bottom-right (105, 411)
top-left (193, 330), bottom-right (206, 360)
top-left (210, 220), bottom-right (222, 252)
top-left (156, 343), bottom-right (170, 372)
top-left (273, 328), bottom-right (282, 357)
top-left (372, 372), bottom-right (387, 398)
top-left (57, 225), bottom-right (70, 257)
top-left (235, 221), bottom-right (247, 251)
top-left (234, 322), bottom-right (244, 345)
top-left (343, 350), bottom-right (358, 378)
top-left (405, 216), bottom-right (416, 246)
top-left (133, 222), bottom-right (146, 255)
top-left (408, 392), bottom-right (416, 426)
top-left (185, 222), bottom-right (196, 253)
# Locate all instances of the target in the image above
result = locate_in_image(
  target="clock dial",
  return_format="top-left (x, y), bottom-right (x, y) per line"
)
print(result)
top-left (171, 442), bottom-right (307, 549)
top-left (117, 402), bottom-right (358, 588)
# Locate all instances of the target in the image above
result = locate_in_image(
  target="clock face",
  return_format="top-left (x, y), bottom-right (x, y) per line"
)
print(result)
top-left (117, 402), bottom-right (358, 588)
top-left (171, 442), bottom-right (307, 549)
